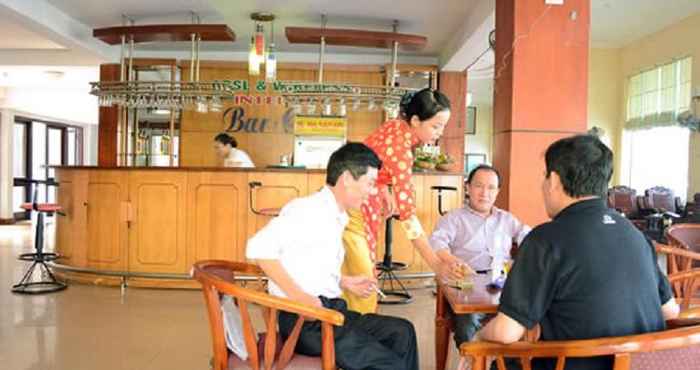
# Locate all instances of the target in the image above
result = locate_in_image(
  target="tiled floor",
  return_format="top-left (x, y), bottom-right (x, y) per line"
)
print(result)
top-left (0, 222), bottom-right (461, 370)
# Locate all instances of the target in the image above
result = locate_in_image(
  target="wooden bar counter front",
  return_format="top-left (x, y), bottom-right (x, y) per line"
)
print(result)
top-left (53, 166), bottom-right (463, 288)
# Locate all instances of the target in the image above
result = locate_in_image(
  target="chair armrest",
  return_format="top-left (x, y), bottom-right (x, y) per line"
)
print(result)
top-left (215, 281), bottom-right (345, 326)
top-left (666, 317), bottom-right (700, 329)
top-left (656, 244), bottom-right (700, 261)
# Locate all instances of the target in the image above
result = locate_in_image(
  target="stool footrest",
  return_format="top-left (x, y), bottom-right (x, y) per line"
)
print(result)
top-left (375, 261), bottom-right (408, 272)
top-left (18, 252), bottom-right (60, 262)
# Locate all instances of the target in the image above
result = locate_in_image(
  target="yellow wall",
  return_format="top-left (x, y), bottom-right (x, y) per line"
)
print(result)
top-left (618, 13), bottom-right (700, 198)
top-left (465, 103), bottom-right (494, 166)
top-left (588, 48), bottom-right (623, 185)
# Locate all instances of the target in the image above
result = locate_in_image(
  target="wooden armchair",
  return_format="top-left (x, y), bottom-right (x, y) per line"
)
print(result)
top-left (459, 320), bottom-right (700, 370)
top-left (607, 186), bottom-right (646, 230)
top-left (663, 226), bottom-right (700, 272)
top-left (640, 186), bottom-right (684, 216)
top-left (191, 260), bottom-right (344, 370)
top-left (657, 241), bottom-right (700, 310)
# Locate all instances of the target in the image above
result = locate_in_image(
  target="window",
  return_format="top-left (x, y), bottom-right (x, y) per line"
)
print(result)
top-left (622, 57), bottom-right (692, 200)
top-left (621, 127), bottom-right (689, 201)
top-left (12, 117), bottom-right (84, 220)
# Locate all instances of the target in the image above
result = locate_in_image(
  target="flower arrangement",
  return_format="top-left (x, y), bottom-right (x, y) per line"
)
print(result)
top-left (413, 148), bottom-right (454, 171)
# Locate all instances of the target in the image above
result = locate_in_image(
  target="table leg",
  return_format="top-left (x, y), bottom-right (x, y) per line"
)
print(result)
top-left (436, 284), bottom-right (450, 370)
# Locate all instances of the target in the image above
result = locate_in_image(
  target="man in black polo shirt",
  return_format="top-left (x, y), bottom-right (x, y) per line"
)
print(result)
top-left (477, 135), bottom-right (680, 370)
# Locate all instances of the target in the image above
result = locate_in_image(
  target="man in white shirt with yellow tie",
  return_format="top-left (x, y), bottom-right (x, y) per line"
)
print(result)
top-left (246, 143), bottom-right (418, 370)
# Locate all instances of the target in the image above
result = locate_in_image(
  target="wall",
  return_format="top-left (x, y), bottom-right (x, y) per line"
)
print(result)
top-left (179, 62), bottom-right (385, 168)
top-left (588, 48), bottom-right (623, 185)
top-left (619, 12), bottom-right (700, 198)
top-left (0, 109), bottom-right (13, 221)
top-left (465, 103), bottom-right (494, 166)
top-left (3, 86), bottom-right (97, 125)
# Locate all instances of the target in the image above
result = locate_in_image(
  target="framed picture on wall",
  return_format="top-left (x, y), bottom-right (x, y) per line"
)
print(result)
top-left (465, 153), bottom-right (487, 174)
top-left (465, 106), bottom-right (477, 135)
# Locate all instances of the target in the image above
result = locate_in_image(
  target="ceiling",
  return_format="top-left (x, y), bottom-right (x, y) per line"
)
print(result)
top-left (590, 0), bottom-right (700, 48)
top-left (0, 0), bottom-right (698, 72)
top-left (44, 0), bottom-right (474, 56)
top-left (0, 16), bottom-right (65, 49)
top-left (0, 66), bottom-right (97, 88)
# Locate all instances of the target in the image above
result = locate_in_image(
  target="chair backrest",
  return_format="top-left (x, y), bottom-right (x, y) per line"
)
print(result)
top-left (608, 186), bottom-right (641, 218)
top-left (192, 260), bottom-right (343, 370)
top-left (655, 244), bottom-right (700, 308)
top-left (643, 186), bottom-right (679, 213)
top-left (461, 321), bottom-right (700, 370)
top-left (667, 224), bottom-right (700, 253)
top-left (667, 267), bottom-right (700, 311)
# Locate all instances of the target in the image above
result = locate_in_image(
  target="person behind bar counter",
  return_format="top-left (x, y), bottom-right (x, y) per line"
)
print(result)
top-left (213, 133), bottom-right (255, 168)
top-left (341, 88), bottom-right (465, 314)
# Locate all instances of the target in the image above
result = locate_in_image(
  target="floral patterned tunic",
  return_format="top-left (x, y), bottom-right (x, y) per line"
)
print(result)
top-left (361, 119), bottom-right (421, 260)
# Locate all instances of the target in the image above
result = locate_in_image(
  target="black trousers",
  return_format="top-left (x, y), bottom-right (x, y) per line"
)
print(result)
top-left (278, 296), bottom-right (418, 370)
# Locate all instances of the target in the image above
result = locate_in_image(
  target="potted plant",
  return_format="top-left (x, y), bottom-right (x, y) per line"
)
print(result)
top-left (413, 148), bottom-right (436, 170)
top-left (435, 154), bottom-right (455, 171)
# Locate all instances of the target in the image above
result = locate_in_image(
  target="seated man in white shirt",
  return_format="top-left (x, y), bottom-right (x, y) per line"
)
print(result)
top-left (429, 164), bottom-right (531, 346)
top-left (246, 142), bottom-right (418, 370)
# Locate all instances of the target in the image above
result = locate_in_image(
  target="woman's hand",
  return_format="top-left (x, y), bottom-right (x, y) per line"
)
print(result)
top-left (380, 186), bottom-right (397, 218)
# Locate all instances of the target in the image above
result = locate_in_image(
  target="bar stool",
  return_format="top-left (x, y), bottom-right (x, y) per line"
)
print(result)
top-left (12, 180), bottom-right (67, 294)
top-left (376, 215), bottom-right (413, 304)
top-left (431, 186), bottom-right (458, 216)
top-left (248, 181), bottom-right (281, 217)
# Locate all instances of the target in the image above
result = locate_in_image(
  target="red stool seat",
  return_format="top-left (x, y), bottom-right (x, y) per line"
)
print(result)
top-left (258, 208), bottom-right (281, 217)
top-left (20, 203), bottom-right (62, 212)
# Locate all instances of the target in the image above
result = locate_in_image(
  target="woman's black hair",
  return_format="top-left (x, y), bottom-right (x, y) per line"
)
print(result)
top-left (399, 88), bottom-right (451, 122)
top-left (214, 133), bottom-right (238, 148)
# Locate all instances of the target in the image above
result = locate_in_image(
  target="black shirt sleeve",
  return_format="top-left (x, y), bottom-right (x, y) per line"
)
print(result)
top-left (498, 230), bottom-right (560, 330)
top-left (648, 239), bottom-right (673, 304)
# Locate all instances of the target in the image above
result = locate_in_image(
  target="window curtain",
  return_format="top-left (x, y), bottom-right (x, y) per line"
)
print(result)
top-left (625, 57), bottom-right (692, 130)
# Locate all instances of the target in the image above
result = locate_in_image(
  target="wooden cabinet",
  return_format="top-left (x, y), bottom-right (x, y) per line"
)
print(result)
top-left (128, 171), bottom-right (188, 274)
top-left (245, 171), bottom-right (309, 242)
top-left (53, 167), bottom-right (463, 287)
top-left (86, 170), bottom-right (128, 271)
top-left (414, 175), bottom-right (464, 272)
top-left (186, 171), bottom-right (249, 264)
top-left (55, 169), bottom-right (88, 267)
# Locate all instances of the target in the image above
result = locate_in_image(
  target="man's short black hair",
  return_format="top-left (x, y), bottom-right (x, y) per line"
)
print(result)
top-left (326, 143), bottom-right (382, 186)
top-left (467, 164), bottom-right (501, 188)
top-left (545, 134), bottom-right (613, 198)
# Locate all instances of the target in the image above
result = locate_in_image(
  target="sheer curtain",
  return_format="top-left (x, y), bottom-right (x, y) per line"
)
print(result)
top-left (621, 57), bottom-right (692, 201)
top-left (621, 127), bottom-right (689, 201)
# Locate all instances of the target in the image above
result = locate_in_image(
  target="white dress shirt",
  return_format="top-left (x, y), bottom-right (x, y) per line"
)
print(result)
top-left (224, 148), bottom-right (255, 168)
top-left (246, 186), bottom-right (349, 298)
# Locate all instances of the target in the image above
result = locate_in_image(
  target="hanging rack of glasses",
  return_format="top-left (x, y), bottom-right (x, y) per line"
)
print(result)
top-left (278, 17), bottom-right (428, 118)
top-left (90, 21), bottom-right (236, 112)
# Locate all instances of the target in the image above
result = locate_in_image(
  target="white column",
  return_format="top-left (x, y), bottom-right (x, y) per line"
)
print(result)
top-left (0, 109), bottom-right (15, 221)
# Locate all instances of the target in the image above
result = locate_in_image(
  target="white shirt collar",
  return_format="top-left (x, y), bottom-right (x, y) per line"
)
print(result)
top-left (318, 186), bottom-right (349, 227)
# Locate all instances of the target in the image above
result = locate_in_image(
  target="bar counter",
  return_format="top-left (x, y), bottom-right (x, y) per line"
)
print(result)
top-left (53, 166), bottom-right (464, 288)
